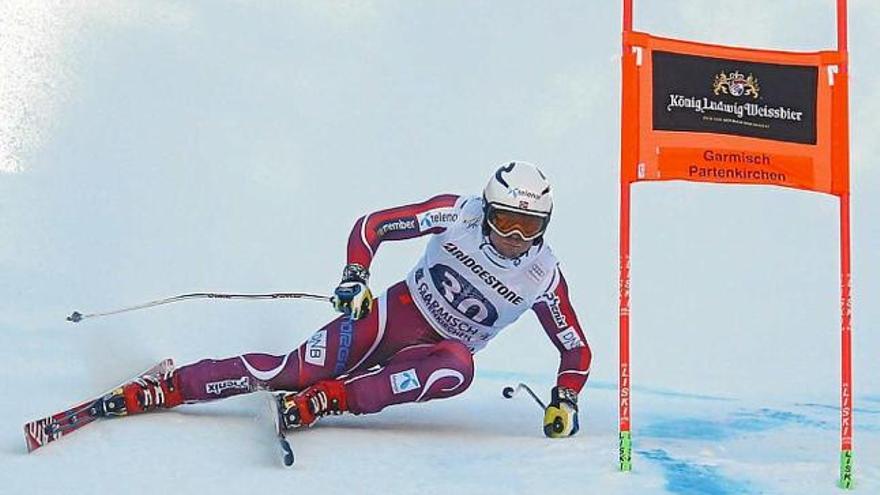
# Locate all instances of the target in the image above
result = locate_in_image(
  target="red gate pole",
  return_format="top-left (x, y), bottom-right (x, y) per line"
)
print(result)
top-left (619, 182), bottom-right (633, 472)
top-left (836, 0), bottom-right (854, 489)
top-left (839, 192), bottom-right (853, 489)
top-left (618, 0), bottom-right (634, 472)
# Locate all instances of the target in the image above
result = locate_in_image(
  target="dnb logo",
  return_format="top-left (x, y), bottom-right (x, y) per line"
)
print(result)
top-left (429, 264), bottom-right (498, 326)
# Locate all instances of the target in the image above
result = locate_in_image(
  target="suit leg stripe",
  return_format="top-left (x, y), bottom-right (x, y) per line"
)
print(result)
top-left (558, 369), bottom-right (591, 377)
top-left (416, 369), bottom-right (465, 402)
top-left (343, 366), bottom-right (385, 385)
top-left (360, 214), bottom-right (374, 257)
top-left (240, 354), bottom-right (290, 382)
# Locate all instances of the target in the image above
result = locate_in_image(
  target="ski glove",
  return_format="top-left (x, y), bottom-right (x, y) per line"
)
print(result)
top-left (332, 263), bottom-right (373, 320)
top-left (543, 386), bottom-right (579, 438)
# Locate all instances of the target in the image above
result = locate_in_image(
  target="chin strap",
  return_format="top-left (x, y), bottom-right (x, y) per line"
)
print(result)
top-left (480, 237), bottom-right (528, 267)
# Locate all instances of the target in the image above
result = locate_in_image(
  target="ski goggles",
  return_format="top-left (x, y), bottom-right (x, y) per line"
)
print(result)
top-left (485, 204), bottom-right (549, 241)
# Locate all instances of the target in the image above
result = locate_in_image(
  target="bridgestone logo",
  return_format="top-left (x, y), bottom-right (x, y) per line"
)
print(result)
top-left (442, 242), bottom-right (524, 304)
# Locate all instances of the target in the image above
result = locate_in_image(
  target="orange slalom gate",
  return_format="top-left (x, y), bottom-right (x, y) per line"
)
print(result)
top-left (617, 0), bottom-right (853, 489)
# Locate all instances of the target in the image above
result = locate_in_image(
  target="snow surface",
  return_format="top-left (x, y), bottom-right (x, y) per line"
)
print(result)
top-left (2, 2), bottom-right (879, 494)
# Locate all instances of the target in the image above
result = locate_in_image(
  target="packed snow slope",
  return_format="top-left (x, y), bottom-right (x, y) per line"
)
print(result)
top-left (2, 2), bottom-right (878, 494)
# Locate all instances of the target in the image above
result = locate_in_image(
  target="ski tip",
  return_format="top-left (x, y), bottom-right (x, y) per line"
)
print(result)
top-left (23, 417), bottom-right (55, 453)
top-left (23, 424), bottom-right (39, 453)
top-left (280, 438), bottom-right (295, 467)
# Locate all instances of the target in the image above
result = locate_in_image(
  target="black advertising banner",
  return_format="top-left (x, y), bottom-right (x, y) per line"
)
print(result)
top-left (652, 51), bottom-right (818, 144)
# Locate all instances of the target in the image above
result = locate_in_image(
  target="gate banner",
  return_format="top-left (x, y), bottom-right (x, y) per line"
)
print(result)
top-left (621, 32), bottom-right (848, 196)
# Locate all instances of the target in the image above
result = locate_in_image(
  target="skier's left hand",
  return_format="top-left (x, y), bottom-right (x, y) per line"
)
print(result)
top-left (543, 386), bottom-right (579, 438)
top-left (332, 263), bottom-right (373, 320)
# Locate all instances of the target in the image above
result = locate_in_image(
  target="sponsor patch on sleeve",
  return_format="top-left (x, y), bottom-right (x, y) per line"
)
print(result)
top-left (417, 208), bottom-right (459, 232)
top-left (305, 329), bottom-right (328, 366)
top-left (205, 377), bottom-right (250, 395)
top-left (390, 368), bottom-right (422, 394)
top-left (546, 294), bottom-right (568, 329)
top-left (556, 327), bottom-right (585, 351)
top-left (375, 218), bottom-right (417, 237)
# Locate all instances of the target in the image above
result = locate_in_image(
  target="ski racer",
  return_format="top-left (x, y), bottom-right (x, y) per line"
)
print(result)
top-left (110, 161), bottom-right (592, 438)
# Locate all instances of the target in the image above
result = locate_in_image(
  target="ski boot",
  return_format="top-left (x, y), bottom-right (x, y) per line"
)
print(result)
top-left (100, 370), bottom-right (184, 417)
top-left (278, 380), bottom-right (348, 429)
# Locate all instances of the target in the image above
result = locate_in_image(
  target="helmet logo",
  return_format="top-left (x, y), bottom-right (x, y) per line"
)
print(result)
top-left (495, 162), bottom-right (516, 188)
top-left (507, 187), bottom-right (542, 201)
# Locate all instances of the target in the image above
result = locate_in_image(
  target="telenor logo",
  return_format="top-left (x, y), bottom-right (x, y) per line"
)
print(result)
top-left (418, 208), bottom-right (458, 231)
top-left (507, 187), bottom-right (543, 201)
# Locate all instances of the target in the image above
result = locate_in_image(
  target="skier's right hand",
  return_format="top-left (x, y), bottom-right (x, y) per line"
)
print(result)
top-left (332, 263), bottom-right (373, 320)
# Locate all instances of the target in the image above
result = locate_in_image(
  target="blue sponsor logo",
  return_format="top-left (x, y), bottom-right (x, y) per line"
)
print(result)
top-left (417, 209), bottom-right (458, 231)
top-left (334, 318), bottom-right (354, 374)
top-left (390, 368), bottom-right (421, 394)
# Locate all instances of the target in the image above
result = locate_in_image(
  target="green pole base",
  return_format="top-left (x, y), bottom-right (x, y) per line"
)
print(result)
top-left (838, 450), bottom-right (854, 489)
top-left (619, 431), bottom-right (632, 472)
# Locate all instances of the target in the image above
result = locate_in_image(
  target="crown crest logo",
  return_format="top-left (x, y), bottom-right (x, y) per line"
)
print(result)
top-left (713, 71), bottom-right (760, 99)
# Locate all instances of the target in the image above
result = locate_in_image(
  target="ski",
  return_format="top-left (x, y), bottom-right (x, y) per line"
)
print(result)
top-left (268, 392), bottom-right (295, 467)
top-left (23, 358), bottom-right (174, 453)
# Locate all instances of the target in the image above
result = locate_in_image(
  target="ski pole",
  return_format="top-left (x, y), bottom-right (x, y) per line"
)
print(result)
top-left (502, 382), bottom-right (546, 410)
top-left (67, 291), bottom-right (332, 323)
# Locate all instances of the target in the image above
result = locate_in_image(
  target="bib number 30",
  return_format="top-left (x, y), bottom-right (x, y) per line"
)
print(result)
top-left (429, 264), bottom-right (498, 326)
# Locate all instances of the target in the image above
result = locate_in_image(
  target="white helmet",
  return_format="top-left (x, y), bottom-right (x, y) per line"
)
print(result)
top-left (482, 161), bottom-right (553, 242)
